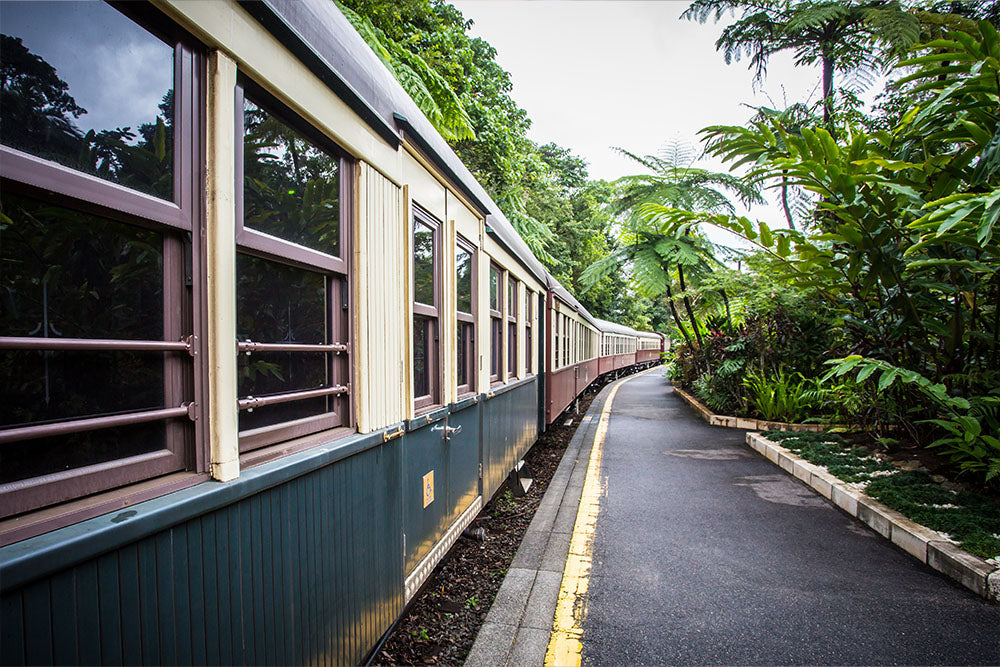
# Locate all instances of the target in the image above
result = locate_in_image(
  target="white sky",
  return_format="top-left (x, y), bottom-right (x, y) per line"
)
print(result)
top-left (451, 0), bottom-right (831, 238)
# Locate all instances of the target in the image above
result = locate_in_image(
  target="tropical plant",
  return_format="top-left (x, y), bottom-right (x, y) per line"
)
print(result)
top-left (337, 2), bottom-right (475, 142)
top-left (682, 0), bottom-right (923, 129)
top-left (743, 370), bottom-right (819, 422)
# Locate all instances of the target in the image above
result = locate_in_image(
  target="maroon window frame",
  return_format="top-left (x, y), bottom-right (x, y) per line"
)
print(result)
top-left (412, 205), bottom-right (441, 412)
top-left (456, 235), bottom-right (476, 397)
top-left (562, 315), bottom-right (570, 367)
top-left (553, 309), bottom-right (560, 371)
top-left (234, 79), bottom-right (352, 452)
top-left (507, 277), bottom-right (518, 379)
top-left (0, 6), bottom-right (205, 519)
top-left (525, 290), bottom-right (533, 375)
top-left (489, 264), bottom-right (503, 384)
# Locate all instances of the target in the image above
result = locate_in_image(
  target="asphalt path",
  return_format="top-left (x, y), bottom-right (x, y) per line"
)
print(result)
top-left (581, 373), bottom-right (1000, 666)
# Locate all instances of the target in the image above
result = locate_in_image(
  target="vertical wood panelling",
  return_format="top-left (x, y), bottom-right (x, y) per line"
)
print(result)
top-left (2, 442), bottom-right (403, 667)
top-left (355, 163), bottom-right (405, 432)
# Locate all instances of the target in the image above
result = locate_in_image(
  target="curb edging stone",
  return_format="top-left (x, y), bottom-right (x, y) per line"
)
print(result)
top-left (746, 432), bottom-right (1000, 603)
top-left (675, 386), bottom-right (844, 433)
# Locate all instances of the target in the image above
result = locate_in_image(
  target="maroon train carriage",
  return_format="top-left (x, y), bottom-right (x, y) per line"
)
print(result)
top-left (636, 330), bottom-right (665, 366)
top-left (544, 281), bottom-right (602, 425)
top-left (594, 317), bottom-right (638, 376)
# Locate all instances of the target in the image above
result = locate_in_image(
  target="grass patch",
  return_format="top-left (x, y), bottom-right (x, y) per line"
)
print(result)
top-left (761, 431), bottom-right (1000, 560)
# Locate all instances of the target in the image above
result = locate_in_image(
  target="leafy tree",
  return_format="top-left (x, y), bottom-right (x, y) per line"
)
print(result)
top-left (682, 0), bottom-right (922, 129)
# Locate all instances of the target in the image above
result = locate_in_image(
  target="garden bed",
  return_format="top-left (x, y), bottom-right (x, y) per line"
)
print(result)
top-left (674, 385), bottom-right (842, 433)
top-left (747, 431), bottom-right (1000, 600)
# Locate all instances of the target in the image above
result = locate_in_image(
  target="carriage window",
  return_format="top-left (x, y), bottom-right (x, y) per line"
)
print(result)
top-left (525, 290), bottom-right (533, 375)
top-left (243, 98), bottom-right (340, 256)
top-left (456, 238), bottom-right (475, 395)
top-left (1, 2), bottom-right (176, 200)
top-left (507, 278), bottom-right (518, 379)
top-left (412, 209), bottom-right (440, 410)
top-left (489, 264), bottom-right (503, 383)
top-left (0, 2), bottom-right (201, 519)
top-left (236, 84), bottom-right (350, 450)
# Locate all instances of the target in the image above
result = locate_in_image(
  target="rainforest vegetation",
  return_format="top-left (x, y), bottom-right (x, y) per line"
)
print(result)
top-left (344, 0), bottom-right (1000, 485)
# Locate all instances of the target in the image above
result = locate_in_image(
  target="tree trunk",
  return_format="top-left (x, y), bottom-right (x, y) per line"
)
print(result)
top-left (665, 287), bottom-right (694, 351)
top-left (677, 265), bottom-right (703, 349)
top-left (720, 289), bottom-right (733, 330)
top-left (822, 52), bottom-right (835, 138)
top-left (780, 171), bottom-right (796, 230)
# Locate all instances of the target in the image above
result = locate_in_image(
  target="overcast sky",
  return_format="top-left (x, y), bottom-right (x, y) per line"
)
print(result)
top-left (451, 0), bottom-right (828, 234)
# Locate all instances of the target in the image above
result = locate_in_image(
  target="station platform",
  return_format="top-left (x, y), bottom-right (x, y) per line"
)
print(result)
top-left (466, 369), bottom-right (1000, 666)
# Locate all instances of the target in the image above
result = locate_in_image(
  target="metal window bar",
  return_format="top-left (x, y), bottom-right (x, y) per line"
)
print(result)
top-left (238, 385), bottom-right (349, 411)
top-left (237, 340), bottom-right (348, 354)
top-left (0, 404), bottom-right (195, 445)
top-left (0, 336), bottom-right (193, 353)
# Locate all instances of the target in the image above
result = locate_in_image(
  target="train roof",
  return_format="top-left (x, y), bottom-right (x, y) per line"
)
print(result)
top-left (242, 0), bottom-right (549, 285)
top-left (591, 318), bottom-right (638, 336)
top-left (245, 0), bottom-right (655, 336)
top-left (546, 275), bottom-right (600, 328)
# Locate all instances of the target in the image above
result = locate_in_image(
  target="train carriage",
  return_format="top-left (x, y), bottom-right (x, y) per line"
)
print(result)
top-left (0, 1), bottom-right (661, 664)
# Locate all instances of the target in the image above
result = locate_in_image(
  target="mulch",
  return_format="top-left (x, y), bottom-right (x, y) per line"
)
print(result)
top-left (373, 384), bottom-right (605, 666)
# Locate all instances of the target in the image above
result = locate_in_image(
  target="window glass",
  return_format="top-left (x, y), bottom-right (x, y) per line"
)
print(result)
top-left (236, 254), bottom-right (330, 431)
top-left (489, 265), bottom-right (499, 311)
top-left (243, 97), bottom-right (340, 255)
top-left (414, 317), bottom-right (430, 398)
top-left (413, 220), bottom-right (434, 305)
top-left (1, 193), bottom-right (166, 428)
top-left (456, 246), bottom-right (472, 314)
top-left (1, 2), bottom-right (175, 199)
top-left (508, 279), bottom-right (516, 316)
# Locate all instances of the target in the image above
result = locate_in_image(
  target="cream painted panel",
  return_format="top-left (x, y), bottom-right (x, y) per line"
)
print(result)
top-left (448, 192), bottom-right (481, 243)
top-left (355, 163), bottom-right (406, 432)
top-left (403, 151), bottom-right (446, 222)
top-left (205, 50), bottom-right (239, 481)
top-left (158, 0), bottom-right (401, 182)
top-left (442, 217), bottom-right (456, 406)
top-left (481, 235), bottom-right (544, 295)
top-left (477, 245), bottom-right (490, 393)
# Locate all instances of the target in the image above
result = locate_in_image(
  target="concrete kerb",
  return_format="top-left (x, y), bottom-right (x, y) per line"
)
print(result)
top-left (464, 373), bottom-right (637, 666)
top-left (674, 385), bottom-right (845, 433)
top-left (745, 432), bottom-right (1000, 603)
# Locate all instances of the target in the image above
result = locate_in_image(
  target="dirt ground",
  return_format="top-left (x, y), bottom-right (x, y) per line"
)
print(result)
top-left (373, 384), bottom-right (605, 666)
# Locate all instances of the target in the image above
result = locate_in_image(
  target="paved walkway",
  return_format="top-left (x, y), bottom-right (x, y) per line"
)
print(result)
top-left (468, 371), bottom-right (1000, 666)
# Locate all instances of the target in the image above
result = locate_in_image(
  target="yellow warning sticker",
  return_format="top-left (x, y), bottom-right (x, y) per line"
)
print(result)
top-left (422, 470), bottom-right (434, 507)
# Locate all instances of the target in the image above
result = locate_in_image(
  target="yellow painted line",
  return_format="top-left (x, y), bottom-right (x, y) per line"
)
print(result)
top-left (544, 368), bottom-right (657, 667)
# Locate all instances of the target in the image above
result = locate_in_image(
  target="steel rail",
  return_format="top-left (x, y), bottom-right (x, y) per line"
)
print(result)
top-left (0, 336), bottom-right (191, 353)
top-left (238, 385), bottom-right (349, 411)
top-left (237, 340), bottom-right (348, 354)
top-left (0, 405), bottom-right (194, 445)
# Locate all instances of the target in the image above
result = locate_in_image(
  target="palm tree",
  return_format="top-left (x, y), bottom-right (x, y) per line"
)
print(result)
top-left (582, 144), bottom-right (761, 351)
top-left (682, 0), bottom-right (921, 131)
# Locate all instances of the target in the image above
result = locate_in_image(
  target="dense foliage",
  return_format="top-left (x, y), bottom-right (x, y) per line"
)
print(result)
top-left (340, 0), bottom-right (660, 328)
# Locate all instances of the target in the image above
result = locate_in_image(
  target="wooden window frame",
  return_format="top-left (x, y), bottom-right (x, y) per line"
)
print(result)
top-left (0, 5), bottom-right (206, 519)
top-left (489, 263), bottom-right (503, 385)
top-left (525, 290), bottom-right (533, 376)
top-left (412, 205), bottom-right (442, 412)
top-left (455, 234), bottom-right (476, 398)
top-left (234, 79), bottom-right (353, 451)
top-left (507, 277), bottom-right (518, 380)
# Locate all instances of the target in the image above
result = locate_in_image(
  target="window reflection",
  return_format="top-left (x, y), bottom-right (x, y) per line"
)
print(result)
top-left (413, 221), bottom-right (434, 305)
top-left (0, 1), bottom-right (175, 199)
top-left (489, 266), bottom-right (499, 311)
top-left (243, 97), bottom-right (340, 255)
top-left (236, 254), bottom-right (330, 431)
top-left (414, 317), bottom-right (429, 397)
top-left (456, 247), bottom-right (472, 314)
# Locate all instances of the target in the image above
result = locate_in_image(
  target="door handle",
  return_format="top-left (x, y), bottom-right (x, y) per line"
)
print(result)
top-left (432, 424), bottom-right (462, 441)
